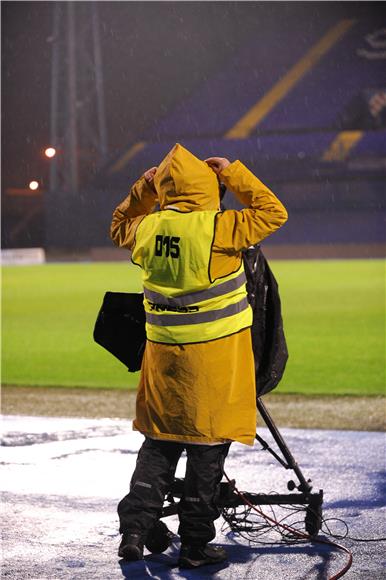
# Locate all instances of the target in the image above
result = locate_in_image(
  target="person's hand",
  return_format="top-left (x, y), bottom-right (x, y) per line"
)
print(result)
top-left (204, 157), bottom-right (230, 175)
top-left (143, 166), bottom-right (158, 193)
top-left (143, 166), bottom-right (158, 183)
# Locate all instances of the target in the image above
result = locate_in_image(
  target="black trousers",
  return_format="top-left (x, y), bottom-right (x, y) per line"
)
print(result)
top-left (118, 437), bottom-right (231, 546)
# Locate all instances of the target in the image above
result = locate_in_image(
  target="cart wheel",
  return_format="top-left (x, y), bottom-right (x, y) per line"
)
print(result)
top-left (305, 503), bottom-right (322, 537)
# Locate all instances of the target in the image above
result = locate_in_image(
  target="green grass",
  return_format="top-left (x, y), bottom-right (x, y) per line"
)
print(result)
top-left (2, 260), bottom-right (385, 395)
top-left (273, 260), bottom-right (385, 395)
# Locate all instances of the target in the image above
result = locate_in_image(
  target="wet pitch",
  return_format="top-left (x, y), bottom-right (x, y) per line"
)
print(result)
top-left (1, 415), bottom-right (385, 579)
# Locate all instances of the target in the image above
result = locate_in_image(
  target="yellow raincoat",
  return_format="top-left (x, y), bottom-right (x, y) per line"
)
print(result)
top-left (111, 144), bottom-right (287, 446)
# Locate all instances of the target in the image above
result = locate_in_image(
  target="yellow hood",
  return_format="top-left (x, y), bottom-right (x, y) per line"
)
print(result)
top-left (153, 143), bottom-right (220, 211)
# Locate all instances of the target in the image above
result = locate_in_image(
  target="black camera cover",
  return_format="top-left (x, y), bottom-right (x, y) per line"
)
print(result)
top-left (93, 291), bottom-right (146, 372)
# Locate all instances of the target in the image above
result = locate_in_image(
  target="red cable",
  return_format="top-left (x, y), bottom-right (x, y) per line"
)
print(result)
top-left (223, 471), bottom-right (353, 580)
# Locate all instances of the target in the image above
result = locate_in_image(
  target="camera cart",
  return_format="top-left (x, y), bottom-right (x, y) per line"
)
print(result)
top-left (161, 397), bottom-right (323, 537)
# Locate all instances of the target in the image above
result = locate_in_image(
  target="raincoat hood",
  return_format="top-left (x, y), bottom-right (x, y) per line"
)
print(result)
top-left (153, 143), bottom-right (220, 211)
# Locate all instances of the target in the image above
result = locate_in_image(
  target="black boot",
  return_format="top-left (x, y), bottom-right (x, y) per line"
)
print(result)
top-left (178, 544), bottom-right (228, 568)
top-left (145, 520), bottom-right (175, 554)
top-left (118, 532), bottom-right (144, 561)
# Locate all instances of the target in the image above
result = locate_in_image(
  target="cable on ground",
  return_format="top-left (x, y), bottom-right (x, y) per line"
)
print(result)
top-left (222, 471), bottom-right (353, 580)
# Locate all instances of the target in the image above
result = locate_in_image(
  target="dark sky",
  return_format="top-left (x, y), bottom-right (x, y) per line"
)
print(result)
top-left (2, 1), bottom-right (383, 192)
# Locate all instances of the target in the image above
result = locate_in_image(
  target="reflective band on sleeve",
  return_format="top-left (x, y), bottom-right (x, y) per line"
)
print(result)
top-left (146, 297), bottom-right (249, 326)
top-left (134, 481), bottom-right (152, 489)
top-left (144, 271), bottom-right (246, 307)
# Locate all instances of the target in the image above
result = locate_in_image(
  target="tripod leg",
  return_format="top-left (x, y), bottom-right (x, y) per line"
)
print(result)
top-left (257, 398), bottom-right (312, 494)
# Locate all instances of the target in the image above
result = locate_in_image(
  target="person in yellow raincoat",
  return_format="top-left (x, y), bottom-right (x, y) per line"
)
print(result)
top-left (110, 143), bottom-right (287, 568)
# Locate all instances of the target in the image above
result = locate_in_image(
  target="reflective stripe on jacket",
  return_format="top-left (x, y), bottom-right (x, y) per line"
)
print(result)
top-left (132, 209), bottom-right (253, 344)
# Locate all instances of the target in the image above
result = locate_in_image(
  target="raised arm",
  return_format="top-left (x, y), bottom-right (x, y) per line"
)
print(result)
top-left (206, 158), bottom-right (288, 280)
top-left (213, 160), bottom-right (287, 252)
top-left (110, 168), bottom-right (158, 249)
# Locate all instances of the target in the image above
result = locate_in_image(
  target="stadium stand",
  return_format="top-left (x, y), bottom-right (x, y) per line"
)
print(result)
top-left (42, 15), bottom-right (385, 257)
top-left (92, 16), bottom-right (384, 258)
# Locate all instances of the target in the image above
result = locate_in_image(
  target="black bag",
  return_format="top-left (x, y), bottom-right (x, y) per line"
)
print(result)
top-left (93, 291), bottom-right (146, 372)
